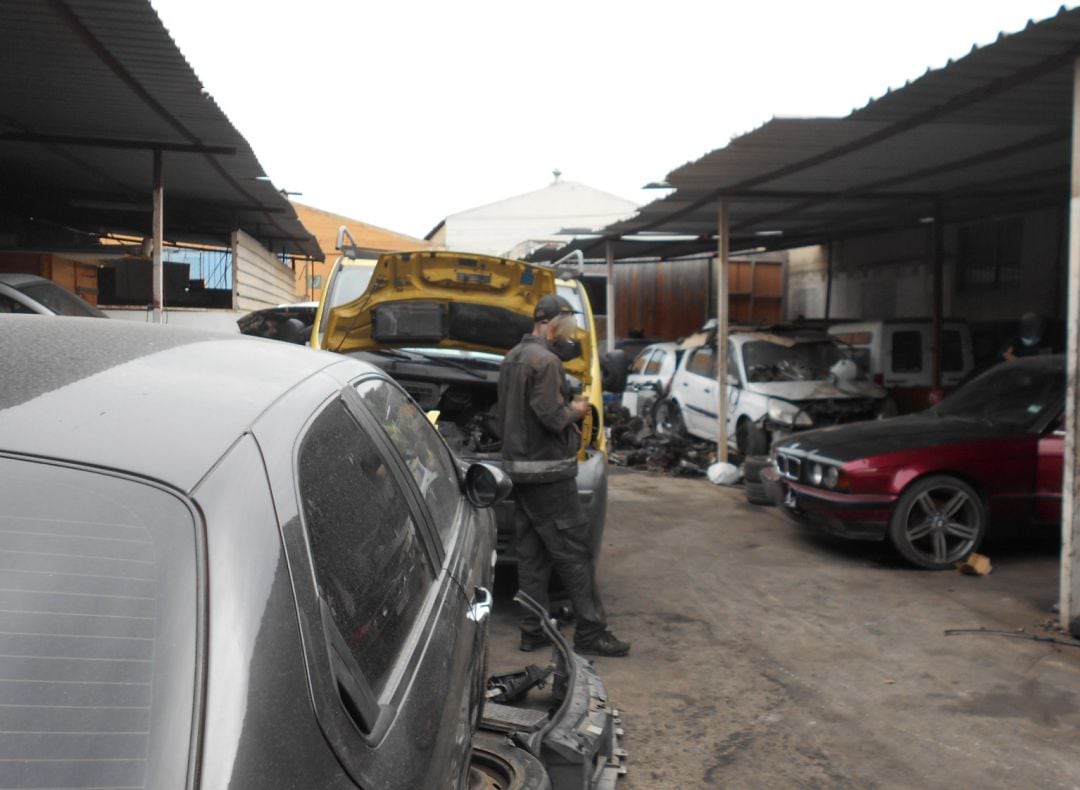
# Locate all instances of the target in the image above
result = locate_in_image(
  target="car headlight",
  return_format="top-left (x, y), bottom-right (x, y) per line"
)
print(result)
top-left (823, 466), bottom-right (840, 489)
top-left (767, 402), bottom-right (814, 427)
top-left (810, 463), bottom-right (824, 485)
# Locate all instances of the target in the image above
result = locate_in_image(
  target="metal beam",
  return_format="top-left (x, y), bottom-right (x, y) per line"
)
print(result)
top-left (824, 240), bottom-right (833, 320)
top-left (716, 198), bottom-right (730, 463)
top-left (0, 132), bottom-right (235, 155)
top-left (151, 150), bottom-right (164, 323)
top-left (605, 241), bottom-right (616, 352)
top-left (1061, 56), bottom-right (1080, 637)
top-left (931, 202), bottom-right (944, 392)
top-left (729, 127), bottom-right (1070, 234)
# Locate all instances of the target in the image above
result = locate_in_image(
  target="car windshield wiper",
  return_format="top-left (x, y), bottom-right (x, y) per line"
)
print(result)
top-left (410, 354), bottom-right (488, 379)
top-left (369, 348), bottom-right (415, 361)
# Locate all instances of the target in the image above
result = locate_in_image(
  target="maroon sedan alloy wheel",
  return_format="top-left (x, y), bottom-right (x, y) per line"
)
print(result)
top-left (888, 476), bottom-right (985, 570)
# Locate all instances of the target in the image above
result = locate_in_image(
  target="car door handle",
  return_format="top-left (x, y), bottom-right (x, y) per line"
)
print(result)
top-left (468, 586), bottom-right (492, 622)
top-left (704, 387), bottom-right (712, 394)
top-left (681, 381), bottom-right (688, 387)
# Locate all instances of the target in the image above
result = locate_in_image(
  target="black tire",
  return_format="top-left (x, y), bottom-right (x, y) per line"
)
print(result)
top-left (470, 731), bottom-right (552, 790)
top-left (736, 418), bottom-right (769, 457)
top-left (743, 455), bottom-right (773, 505)
top-left (653, 398), bottom-right (686, 437)
top-left (887, 475), bottom-right (985, 570)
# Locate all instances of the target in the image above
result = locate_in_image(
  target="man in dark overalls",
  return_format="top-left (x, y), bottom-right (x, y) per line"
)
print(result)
top-left (497, 293), bottom-right (630, 657)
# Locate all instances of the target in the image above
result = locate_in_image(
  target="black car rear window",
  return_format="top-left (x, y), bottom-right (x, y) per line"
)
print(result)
top-left (298, 400), bottom-right (434, 697)
top-left (0, 457), bottom-right (198, 790)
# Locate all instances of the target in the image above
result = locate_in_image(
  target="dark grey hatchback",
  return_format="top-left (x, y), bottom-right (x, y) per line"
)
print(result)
top-left (0, 316), bottom-right (545, 789)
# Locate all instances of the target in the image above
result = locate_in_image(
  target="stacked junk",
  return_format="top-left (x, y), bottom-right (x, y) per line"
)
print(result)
top-left (605, 405), bottom-right (717, 475)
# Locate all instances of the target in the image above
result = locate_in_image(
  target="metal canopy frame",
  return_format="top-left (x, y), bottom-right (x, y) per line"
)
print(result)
top-left (534, 10), bottom-right (1080, 265)
top-left (0, 0), bottom-right (322, 262)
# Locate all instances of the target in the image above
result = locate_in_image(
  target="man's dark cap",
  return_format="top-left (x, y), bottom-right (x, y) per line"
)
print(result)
top-left (533, 294), bottom-right (575, 322)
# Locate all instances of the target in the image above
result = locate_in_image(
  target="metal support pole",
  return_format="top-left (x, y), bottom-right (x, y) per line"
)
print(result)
top-left (716, 198), bottom-right (730, 463)
top-left (151, 149), bottom-right (164, 324)
top-left (931, 200), bottom-right (944, 391)
top-left (1060, 57), bottom-right (1080, 637)
top-left (605, 241), bottom-right (616, 352)
top-left (824, 240), bottom-right (833, 320)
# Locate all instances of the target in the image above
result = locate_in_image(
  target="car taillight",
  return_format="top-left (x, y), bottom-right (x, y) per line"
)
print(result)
top-left (873, 373), bottom-right (884, 386)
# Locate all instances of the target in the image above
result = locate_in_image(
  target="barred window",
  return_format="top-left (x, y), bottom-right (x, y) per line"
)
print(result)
top-left (958, 218), bottom-right (1022, 291)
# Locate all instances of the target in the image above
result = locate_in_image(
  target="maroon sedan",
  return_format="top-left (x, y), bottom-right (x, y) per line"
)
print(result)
top-left (763, 355), bottom-right (1064, 569)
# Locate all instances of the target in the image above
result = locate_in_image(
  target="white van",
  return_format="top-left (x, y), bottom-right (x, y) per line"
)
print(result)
top-left (828, 320), bottom-right (975, 413)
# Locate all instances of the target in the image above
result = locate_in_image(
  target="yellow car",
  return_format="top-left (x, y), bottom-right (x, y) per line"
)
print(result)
top-left (317, 249), bottom-right (611, 563)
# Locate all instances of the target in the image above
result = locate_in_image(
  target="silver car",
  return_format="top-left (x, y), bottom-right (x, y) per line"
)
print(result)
top-left (0, 273), bottom-right (108, 317)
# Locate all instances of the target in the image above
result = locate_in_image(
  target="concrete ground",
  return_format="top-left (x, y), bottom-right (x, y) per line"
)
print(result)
top-left (488, 468), bottom-right (1080, 789)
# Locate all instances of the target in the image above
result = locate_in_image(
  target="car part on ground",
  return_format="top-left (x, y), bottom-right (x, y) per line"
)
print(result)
top-left (470, 731), bottom-right (553, 790)
top-left (743, 455), bottom-right (773, 505)
top-left (480, 592), bottom-right (626, 790)
top-left (487, 665), bottom-right (554, 705)
top-left (607, 405), bottom-right (716, 476)
top-left (652, 398), bottom-right (687, 439)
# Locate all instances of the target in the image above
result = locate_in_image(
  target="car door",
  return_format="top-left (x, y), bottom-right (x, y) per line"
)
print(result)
top-left (349, 377), bottom-right (493, 733)
top-left (885, 326), bottom-right (928, 412)
top-left (1036, 413), bottom-right (1065, 523)
top-left (278, 387), bottom-right (484, 789)
top-left (679, 345), bottom-right (718, 438)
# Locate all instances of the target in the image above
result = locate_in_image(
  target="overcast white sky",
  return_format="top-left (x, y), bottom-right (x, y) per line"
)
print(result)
top-left (149, 0), bottom-right (1072, 239)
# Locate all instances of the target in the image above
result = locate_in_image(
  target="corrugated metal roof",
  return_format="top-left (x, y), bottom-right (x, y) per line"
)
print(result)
top-left (536, 6), bottom-right (1080, 263)
top-left (0, 0), bottom-right (322, 259)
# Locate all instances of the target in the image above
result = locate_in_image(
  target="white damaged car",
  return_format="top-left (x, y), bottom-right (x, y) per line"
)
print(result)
top-left (654, 328), bottom-right (888, 455)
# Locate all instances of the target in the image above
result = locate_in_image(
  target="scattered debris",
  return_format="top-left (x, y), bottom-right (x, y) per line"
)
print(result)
top-left (956, 553), bottom-right (992, 576)
top-left (884, 678), bottom-right (897, 685)
top-left (486, 664), bottom-right (553, 705)
top-left (944, 627), bottom-right (1080, 649)
top-left (707, 462), bottom-right (742, 486)
top-left (606, 404), bottom-right (716, 475)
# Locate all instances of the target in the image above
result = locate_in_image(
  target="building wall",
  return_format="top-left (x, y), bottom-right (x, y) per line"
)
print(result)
top-left (583, 253), bottom-right (784, 342)
top-left (783, 206), bottom-right (1067, 324)
top-left (290, 202), bottom-right (429, 303)
top-left (232, 230), bottom-right (296, 312)
top-left (437, 181), bottom-right (639, 258)
top-left (104, 308), bottom-right (240, 333)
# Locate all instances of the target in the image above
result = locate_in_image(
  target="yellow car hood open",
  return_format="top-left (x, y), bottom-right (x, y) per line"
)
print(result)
top-left (321, 250), bottom-right (591, 378)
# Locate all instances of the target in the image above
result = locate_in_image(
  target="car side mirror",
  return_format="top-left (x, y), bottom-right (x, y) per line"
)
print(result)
top-left (601, 349), bottom-right (628, 392)
top-left (464, 463), bottom-right (512, 508)
top-left (727, 373), bottom-right (740, 386)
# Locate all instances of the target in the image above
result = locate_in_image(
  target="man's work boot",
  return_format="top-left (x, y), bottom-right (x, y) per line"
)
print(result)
top-left (574, 630), bottom-right (630, 657)
top-left (519, 630), bottom-right (554, 652)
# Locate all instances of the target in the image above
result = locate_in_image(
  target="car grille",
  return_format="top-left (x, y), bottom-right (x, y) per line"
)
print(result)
top-left (775, 452), bottom-right (801, 481)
